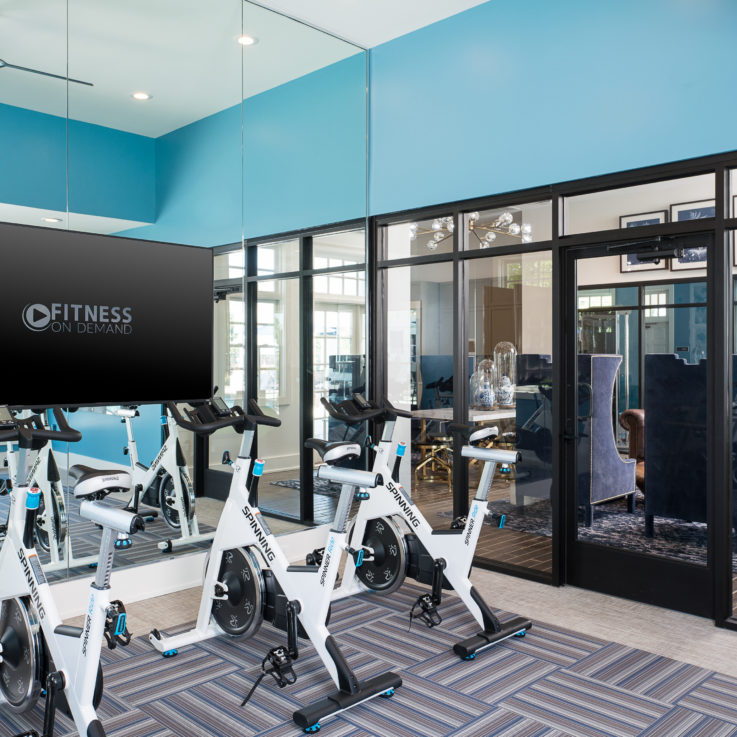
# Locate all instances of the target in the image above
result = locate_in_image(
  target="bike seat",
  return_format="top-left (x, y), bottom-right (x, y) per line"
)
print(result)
top-left (70, 465), bottom-right (132, 499)
top-left (305, 439), bottom-right (361, 465)
top-left (469, 425), bottom-right (499, 444)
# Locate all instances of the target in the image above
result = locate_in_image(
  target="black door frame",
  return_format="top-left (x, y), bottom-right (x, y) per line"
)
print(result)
top-left (559, 236), bottom-right (715, 618)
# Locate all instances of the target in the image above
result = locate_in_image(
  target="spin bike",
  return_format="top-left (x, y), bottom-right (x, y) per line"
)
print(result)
top-left (320, 395), bottom-right (532, 660)
top-left (148, 398), bottom-right (402, 733)
top-left (1, 410), bottom-right (100, 573)
top-left (0, 407), bottom-right (142, 737)
top-left (110, 404), bottom-right (211, 553)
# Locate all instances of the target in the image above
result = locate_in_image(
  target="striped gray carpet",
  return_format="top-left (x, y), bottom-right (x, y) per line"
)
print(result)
top-left (3, 582), bottom-right (737, 736)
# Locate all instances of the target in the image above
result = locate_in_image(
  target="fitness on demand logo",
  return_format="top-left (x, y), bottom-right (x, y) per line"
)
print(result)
top-left (22, 302), bottom-right (133, 335)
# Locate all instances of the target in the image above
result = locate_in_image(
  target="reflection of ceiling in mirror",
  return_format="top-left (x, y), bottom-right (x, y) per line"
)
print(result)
top-left (0, 0), bottom-right (362, 137)
top-left (252, 0), bottom-right (489, 49)
top-left (0, 203), bottom-right (150, 234)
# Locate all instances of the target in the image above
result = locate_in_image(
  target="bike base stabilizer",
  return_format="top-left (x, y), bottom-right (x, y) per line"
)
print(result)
top-left (293, 672), bottom-right (402, 731)
top-left (453, 616), bottom-right (532, 660)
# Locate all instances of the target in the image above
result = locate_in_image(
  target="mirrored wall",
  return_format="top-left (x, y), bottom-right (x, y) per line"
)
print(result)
top-left (0, 1), bottom-right (368, 578)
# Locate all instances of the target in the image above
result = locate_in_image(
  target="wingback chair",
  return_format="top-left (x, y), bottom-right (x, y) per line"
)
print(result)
top-left (577, 354), bottom-right (637, 527)
top-left (643, 354), bottom-right (707, 537)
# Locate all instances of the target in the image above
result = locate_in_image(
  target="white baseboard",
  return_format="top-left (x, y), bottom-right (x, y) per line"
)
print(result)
top-left (51, 552), bottom-right (206, 619)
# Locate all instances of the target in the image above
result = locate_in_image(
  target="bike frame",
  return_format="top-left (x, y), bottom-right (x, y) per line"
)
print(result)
top-left (336, 416), bottom-right (522, 635)
top-left (4, 435), bottom-right (98, 573)
top-left (0, 448), bottom-right (124, 736)
top-left (149, 426), bottom-right (365, 687)
top-left (119, 409), bottom-right (211, 551)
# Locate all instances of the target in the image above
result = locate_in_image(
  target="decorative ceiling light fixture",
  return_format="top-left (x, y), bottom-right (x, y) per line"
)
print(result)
top-left (132, 91), bottom-right (152, 101)
top-left (0, 57), bottom-right (93, 86)
top-left (408, 216), bottom-right (454, 251)
top-left (468, 211), bottom-right (533, 248)
top-left (237, 35), bottom-right (259, 46)
top-left (408, 211), bottom-right (532, 251)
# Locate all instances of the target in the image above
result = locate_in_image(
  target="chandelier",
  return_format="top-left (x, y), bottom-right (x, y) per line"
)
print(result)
top-left (409, 211), bottom-right (532, 251)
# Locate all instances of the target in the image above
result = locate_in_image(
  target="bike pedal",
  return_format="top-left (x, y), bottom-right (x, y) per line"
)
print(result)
top-left (409, 593), bottom-right (442, 629)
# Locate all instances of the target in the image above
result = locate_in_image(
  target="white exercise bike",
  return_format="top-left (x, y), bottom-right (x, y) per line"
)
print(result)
top-left (0, 407), bottom-right (143, 737)
top-left (1, 410), bottom-right (100, 573)
top-left (320, 394), bottom-right (532, 660)
top-left (148, 398), bottom-right (402, 734)
top-left (110, 404), bottom-right (211, 553)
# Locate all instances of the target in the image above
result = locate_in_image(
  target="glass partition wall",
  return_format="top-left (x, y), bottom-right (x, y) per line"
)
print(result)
top-left (377, 203), bottom-right (555, 581)
top-left (374, 158), bottom-right (737, 625)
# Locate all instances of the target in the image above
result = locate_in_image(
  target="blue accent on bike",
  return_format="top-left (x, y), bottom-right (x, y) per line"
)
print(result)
top-left (514, 631), bottom-right (526, 638)
top-left (253, 459), bottom-right (265, 477)
top-left (25, 490), bottom-right (41, 510)
top-left (304, 723), bottom-right (320, 733)
top-left (162, 649), bottom-right (178, 658)
top-left (355, 549), bottom-right (364, 567)
top-left (463, 653), bottom-right (476, 660)
top-left (114, 538), bottom-right (132, 550)
top-left (114, 613), bottom-right (127, 637)
top-left (380, 688), bottom-right (395, 697)
top-left (397, 442), bottom-right (407, 457)
top-left (499, 514), bottom-right (506, 529)
top-left (88, 563), bottom-right (98, 569)
top-left (160, 415), bottom-right (167, 425)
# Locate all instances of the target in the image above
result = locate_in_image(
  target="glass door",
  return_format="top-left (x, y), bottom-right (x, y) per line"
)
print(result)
top-left (564, 235), bottom-right (713, 616)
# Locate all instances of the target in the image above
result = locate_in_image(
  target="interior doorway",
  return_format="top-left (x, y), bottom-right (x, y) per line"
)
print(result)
top-left (563, 235), bottom-right (713, 616)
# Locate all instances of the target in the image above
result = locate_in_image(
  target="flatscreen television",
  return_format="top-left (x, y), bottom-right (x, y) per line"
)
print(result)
top-left (1, 222), bottom-right (213, 408)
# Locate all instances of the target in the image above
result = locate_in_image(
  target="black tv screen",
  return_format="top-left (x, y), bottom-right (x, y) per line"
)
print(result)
top-left (1, 223), bottom-right (213, 408)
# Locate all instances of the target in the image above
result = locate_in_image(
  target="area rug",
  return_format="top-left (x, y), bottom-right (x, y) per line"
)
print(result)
top-left (439, 497), bottom-right (736, 568)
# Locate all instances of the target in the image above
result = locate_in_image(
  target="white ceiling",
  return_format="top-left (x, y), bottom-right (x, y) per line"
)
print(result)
top-left (250, 0), bottom-right (489, 49)
top-left (0, 0), bottom-right (359, 137)
top-left (0, 0), bottom-right (485, 137)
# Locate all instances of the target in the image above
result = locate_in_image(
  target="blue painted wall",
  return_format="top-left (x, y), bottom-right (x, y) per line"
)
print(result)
top-left (0, 102), bottom-right (156, 223)
top-left (243, 53), bottom-right (367, 239)
top-left (369, 0), bottom-right (737, 215)
top-left (65, 405), bottom-right (163, 467)
top-left (124, 52), bottom-right (367, 245)
top-left (0, 103), bottom-right (67, 212)
top-left (121, 104), bottom-right (242, 247)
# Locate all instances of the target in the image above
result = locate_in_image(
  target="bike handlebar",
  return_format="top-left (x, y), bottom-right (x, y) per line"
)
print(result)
top-left (166, 401), bottom-right (247, 436)
top-left (320, 396), bottom-right (385, 425)
top-left (320, 395), bottom-right (413, 425)
top-left (247, 399), bottom-right (282, 427)
top-left (0, 407), bottom-right (82, 445)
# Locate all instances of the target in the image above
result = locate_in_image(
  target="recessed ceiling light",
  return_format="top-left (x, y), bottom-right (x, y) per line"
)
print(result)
top-left (237, 35), bottom-right (258, 46)
top-left (42, 217), bottom-right (62, 223)
top-left (132, 91), bottom-right (152, 101)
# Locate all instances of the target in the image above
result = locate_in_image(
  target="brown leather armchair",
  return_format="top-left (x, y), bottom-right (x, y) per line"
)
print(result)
top-left (619, 409), bottom-right (645, 492)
